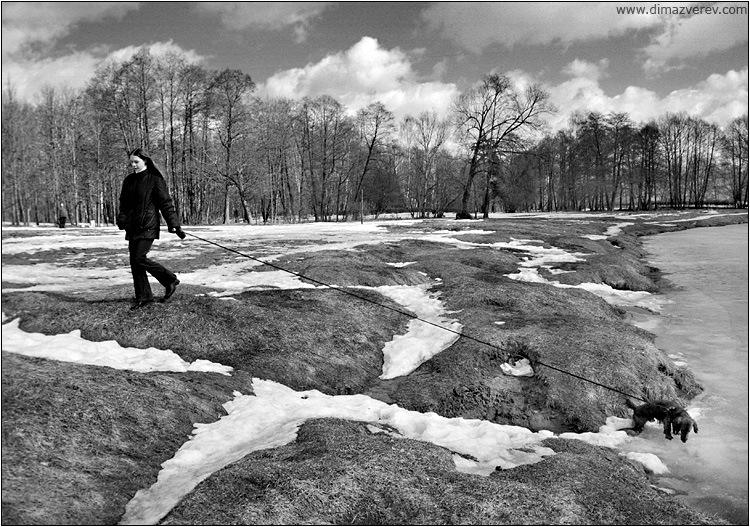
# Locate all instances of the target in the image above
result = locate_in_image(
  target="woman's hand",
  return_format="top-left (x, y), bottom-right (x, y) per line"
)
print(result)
top-left (169, 226), bottom-right (186, 239)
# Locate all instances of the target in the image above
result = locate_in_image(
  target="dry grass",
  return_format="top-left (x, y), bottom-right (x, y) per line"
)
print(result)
top-left (2, 210), bottom-right (744, 525)
top-left (162, 418), bottom-right (717, 525)
top-left (1, 351), bottom-right (255, 525)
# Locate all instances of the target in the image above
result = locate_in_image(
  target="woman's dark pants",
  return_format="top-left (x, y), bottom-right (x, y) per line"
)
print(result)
top-left (129, 238), bottom-right (177, 301)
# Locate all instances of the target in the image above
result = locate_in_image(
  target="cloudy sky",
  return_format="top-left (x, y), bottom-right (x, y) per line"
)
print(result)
top-left (2, 1), bottom-right (748, 130)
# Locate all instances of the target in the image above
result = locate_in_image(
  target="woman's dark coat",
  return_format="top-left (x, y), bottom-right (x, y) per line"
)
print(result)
top-left (117, 169), bottom-right (180, 240)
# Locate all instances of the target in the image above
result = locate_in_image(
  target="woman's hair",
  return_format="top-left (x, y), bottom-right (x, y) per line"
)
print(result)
top-left (128, 148), bottom-right (163, 177)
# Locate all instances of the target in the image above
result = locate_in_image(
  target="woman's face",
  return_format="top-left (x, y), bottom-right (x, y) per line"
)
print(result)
top-left (130, 155), bottom-right (147, 173)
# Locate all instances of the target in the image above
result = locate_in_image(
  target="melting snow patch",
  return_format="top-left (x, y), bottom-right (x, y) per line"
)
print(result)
top-left (507, 267), bottom-right (548, 284)
top-left (1, 316), bottom-right (233, 376)
top-left (582, 222), bottom-right (634, 241)
top-left (120, 379), bottom-right (557, 524)
top-left (2, 263), bottom-right (131, 293)
top-left (668, 353), bottom-right (688, 368)
top-left (180, 265), bottom-right (320, 296)
top-left (373, 284), bottom-right (462, 379)
top-left (516, 246), bottom-right (586, 268)
top-left (621, 452), bottom-right (670, 474)
top-left (507, 267), bottom-right (658, 310)
top-left (500, 358), bottom-right (534, 377)
top-left (672, 360), bottom-right (688, 367)
top-left (559, 416), bottom-right (633, 449)
top-left (1, 309), bottom-right (669, 526)
top-left (546, 267), bottom-right (575, 275)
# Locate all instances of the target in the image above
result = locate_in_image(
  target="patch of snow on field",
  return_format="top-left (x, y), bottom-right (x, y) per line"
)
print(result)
top-left (582, 222), bottom-right (634, 240)
top-left (507, 267), bottom-right (659, 310)
top-left (0, 220), bottom-right (648, 309)
top-left (120, 379), bottom-right (556, 525)
top-left (3, 217), bottom-right (685, 516)
top-left (516, 244), bottom-right (586, 267)
top-left (621, 452), bottom-right (670, 474)
top-left (1, 316), bottom-right (232, 375)
top-left (185, 265), bottom-right (319, 296)
top-left (373, 284), bottom-right (462, 379)
top-left (2, 312), bottom-right (666, 525)
top-left (558, 416), bottom-right (634, 450)
top-left (500, 358), bottom-right (534, 377)
top-left (0, 227), bottom-right (125, 254)
top-left (2, 263), bottom-right (132, 293)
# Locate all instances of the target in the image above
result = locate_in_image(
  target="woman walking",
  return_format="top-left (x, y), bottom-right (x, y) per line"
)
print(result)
top-left (58, 202), bottom-right (68, 228)
top-left (117, 148), bottom-right (186, 310)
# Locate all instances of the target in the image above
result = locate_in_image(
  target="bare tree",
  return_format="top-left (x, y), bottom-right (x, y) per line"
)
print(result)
top-left (401, 110), bottom-right (449, 217)
top-left (207, 69), bottom-right (256, 223)
top-left (634, 123), bottom-right (660, 210)
top-left (293, 96), bottom-right (355, 221)
top-left (605, 113), bottom-right (634, 209)
top-left (686, 118), bottom-right (720, 207)
top-left (453, 74), bottom-right (552, 217)
top-left (155, 52), bottom-right (187, 217)
top-left (248, 97), bottom-right (298, 223)
top-left (2, 81), bottom-right (39, 224)
top-left (658, 113), bottom-right (691, 208)
top-left (350, 102), bottom-right (395, 220)
top-left (177, 64), bottom-right (210, 223)
top-left (723, 115), bottom-right (749, 208)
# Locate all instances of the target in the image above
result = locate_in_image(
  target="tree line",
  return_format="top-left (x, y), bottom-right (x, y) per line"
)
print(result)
top-left (2, 47), bottom-right (747, 226)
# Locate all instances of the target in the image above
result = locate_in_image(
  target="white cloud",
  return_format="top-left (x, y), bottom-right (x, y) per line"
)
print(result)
top-left (422, 2), bottom-right (663, 52)
top-left (423, 2), bottom-right (746, 73)
top-left (194, 1), bottom-right (332, 41)
top-left (259, 36), bottom-right (459, 121)
top-left (4, 41), bottom-right (209, 103)
top-left (542, 61), bottom-right (748, 131)
top-left (1, 2), bottom-right (139, 58)
top-left (643, 2), bottom-right (748, 73)
top-left (3, 51), bottom-right (103, 101)
top-left (1, 3), bottom-right (207, 102)
top-left (101, 41), bottom-right (207, 68)
top-left (562, 59), bottom-right (609, 81)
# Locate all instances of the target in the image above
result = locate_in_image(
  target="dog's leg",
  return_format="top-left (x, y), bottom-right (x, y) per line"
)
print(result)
top-left (663, 417), bottom-right (674, 440)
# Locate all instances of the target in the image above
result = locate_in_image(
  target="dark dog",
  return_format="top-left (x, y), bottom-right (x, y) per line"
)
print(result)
top-left (625, 399), bottom-right (698, 442)
top-left (669, 406), bottom-right (699, 443)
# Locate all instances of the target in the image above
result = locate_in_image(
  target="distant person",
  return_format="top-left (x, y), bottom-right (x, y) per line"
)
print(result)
top-left (117, 148), bottom-right (186, 310)
top-left (58, 202), bottom-right (68, 228)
